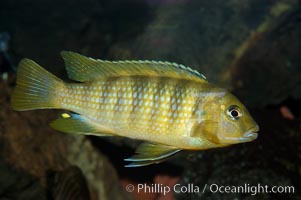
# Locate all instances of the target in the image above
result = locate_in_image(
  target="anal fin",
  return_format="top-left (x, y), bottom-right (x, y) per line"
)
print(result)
top-left (50, 113), bottom-right (113, 136)
top-left (124, 142), bottom-right (181, 167)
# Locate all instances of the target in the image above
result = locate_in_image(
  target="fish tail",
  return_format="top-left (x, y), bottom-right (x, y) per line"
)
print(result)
top-left (11, 58), bottom-right (64, 111)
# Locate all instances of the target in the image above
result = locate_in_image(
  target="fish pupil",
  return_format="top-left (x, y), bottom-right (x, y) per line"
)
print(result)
top-left (231, 110), bottom-right (239, 117)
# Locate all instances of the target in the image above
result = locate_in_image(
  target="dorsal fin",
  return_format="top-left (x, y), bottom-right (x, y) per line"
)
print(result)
top-left (61, 51), bottom-right (207, 83)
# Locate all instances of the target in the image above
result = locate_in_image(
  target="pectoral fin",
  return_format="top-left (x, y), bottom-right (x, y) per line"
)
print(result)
top-left (124, 142), bottom-right (181, 167)
top-left (50, 113), bottom-right (113, 136)
top-left (190, 120), bottom-right (219, 143)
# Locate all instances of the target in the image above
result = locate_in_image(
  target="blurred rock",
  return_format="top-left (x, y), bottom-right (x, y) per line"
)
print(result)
top-left (231, 4), bottom-right (301, 107)
top-left (0, 159), bottom-right (47, 200)
top-left (46, 166), bottom-right (91, 200)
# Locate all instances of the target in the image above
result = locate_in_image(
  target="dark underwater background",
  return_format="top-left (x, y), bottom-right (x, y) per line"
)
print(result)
top-left (0, 0), bottom-right (301, 199)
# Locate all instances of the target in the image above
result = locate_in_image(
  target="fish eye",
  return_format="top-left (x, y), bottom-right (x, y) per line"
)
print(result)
top-left (226, 105), bottom-right (242, 120)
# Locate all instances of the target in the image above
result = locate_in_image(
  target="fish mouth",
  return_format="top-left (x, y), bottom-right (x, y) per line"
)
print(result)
top-left (240, 125), bottom-right (259, 142)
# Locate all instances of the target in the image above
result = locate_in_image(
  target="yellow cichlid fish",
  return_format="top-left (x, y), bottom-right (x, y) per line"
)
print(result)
top-left (11, 52), bottom-right (259, 167)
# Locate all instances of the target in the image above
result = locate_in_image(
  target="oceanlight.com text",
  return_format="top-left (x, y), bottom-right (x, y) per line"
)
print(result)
top-left (208, 183), bottom-right (294, 196)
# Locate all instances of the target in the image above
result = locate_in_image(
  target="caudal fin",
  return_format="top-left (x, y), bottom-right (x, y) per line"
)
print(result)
top-left (11, 58), bottom-right (63, 111)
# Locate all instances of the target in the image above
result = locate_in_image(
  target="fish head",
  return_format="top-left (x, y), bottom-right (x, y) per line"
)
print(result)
top-left (193, 91), bottom-right (259, 146)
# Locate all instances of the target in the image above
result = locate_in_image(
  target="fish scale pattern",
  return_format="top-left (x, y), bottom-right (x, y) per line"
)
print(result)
top-left (59, 76), bottom-right (198, 138)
